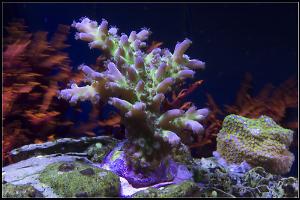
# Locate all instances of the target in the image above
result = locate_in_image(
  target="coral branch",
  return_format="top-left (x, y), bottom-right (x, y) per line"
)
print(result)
top-left (58, 84), bottom-right (100, 104)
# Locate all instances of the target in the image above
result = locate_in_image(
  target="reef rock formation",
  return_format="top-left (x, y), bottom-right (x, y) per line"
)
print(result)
top-left (216, 114), bottom-right (294, 175)
top-left (2, 136), bottom-right (298, 198)
top-left (192, 156), bottom-right (298, 198)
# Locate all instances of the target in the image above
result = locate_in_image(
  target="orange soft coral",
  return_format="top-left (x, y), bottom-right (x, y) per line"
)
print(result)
top-left (3, 20), bottom-right (75, 164)
top-left (3, 20), bottom-right (124, 165)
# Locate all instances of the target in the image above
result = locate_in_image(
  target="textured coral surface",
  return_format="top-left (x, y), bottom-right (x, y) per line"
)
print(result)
top-left (191, 73), bottom-right (298, 159)
top-left (216, 114), bottom-right (294, 175)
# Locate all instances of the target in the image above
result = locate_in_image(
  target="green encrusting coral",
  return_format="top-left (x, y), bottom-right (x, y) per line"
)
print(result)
top-left (216, 114), bottom-right (294, 175)
top-left (39, 161), bottom-right (120, 197)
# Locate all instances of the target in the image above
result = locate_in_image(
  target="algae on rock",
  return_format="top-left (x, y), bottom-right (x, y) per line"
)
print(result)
top-left (191, 157), bottom-right (299, 198)
top-left (39, 161), bottom-right (120, 197)
top-left (86, 141), bottom-right (117, 163)
top-left (2, 183), bottom-right (44, 198)
top-left (132, 180), bottom-right (201, 197)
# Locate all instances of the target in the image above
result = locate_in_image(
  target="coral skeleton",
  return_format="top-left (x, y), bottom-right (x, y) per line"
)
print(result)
top-left (58, 17), bottom-right (208, 178)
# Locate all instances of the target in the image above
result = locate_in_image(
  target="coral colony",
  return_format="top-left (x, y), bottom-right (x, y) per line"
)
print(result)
top-left (216, 114), bottom-right (294, 175)
top-left (58, 17), bottom-right (209, 187)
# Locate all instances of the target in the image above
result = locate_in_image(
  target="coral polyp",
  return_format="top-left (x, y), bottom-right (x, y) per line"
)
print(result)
top-left (58, 17), bottom-right (208, 186)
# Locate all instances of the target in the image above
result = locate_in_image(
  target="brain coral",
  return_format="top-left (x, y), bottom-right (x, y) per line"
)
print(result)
top-left (216, 114), bottom-right (294, 175)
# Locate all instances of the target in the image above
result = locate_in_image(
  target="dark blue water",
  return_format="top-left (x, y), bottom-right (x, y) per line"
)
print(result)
top-left (3, 3), bottom-right (298, 177)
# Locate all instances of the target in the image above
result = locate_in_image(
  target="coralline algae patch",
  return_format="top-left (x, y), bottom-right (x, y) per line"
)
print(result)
top-left (38, 161), bottom-right (120, 197)
top-left (216, 114), bottom-right (294, 175)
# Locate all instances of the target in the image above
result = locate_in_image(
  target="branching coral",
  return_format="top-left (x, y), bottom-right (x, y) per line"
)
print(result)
top-left (58, 17), bottom-right (209, 179)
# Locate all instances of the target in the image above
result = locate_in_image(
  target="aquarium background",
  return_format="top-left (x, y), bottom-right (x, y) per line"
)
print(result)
top-left (3, 3), bottom-right (298, 177)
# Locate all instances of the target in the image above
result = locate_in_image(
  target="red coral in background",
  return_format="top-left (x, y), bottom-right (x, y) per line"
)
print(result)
top-left (224, 73), bottom-right (298, 122)
top-left (188, 93), bottom-right (223, 157)
top-left (162, 80), bottom-right (204, 111)
top-left (2, 19), bottom-right (89, 165)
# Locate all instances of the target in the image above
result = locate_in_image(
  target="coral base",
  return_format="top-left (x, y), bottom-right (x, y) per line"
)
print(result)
top-left (100, 141), bottom-right (178, 188)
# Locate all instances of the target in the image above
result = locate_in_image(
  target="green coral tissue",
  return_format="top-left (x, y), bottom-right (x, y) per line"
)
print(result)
top-left (216, 114), bottom-right (294, 175)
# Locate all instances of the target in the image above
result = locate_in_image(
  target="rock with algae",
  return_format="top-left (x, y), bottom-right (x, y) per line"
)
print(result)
top-left (8, 136), bottom-right (117, 164)
top-left (2, 136), bottom-right (119, 198)
top-left (86, 141), bottom-right (117, 163)
top-left (192, 156), bottom-right (299, 198)
top-left (2, 183), bottom-right (44, 198)
top-left (216, 114), bottom-right (294, 175)
top-left (2, 136), bottom-right (298, 198)
top-left (39, 161), bottom-right (121, 197)
top-left (171, 142), bottom-right (194, 166)
top-left (242, 167), bottom-right (298, 198)
top-left (132, 180), bottom-right (201, 197)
